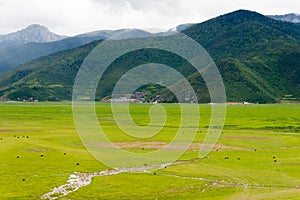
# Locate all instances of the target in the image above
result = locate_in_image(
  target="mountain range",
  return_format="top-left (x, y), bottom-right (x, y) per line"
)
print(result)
top-left (0, 10), bottom-right (299, 103)
top-left (0, 25), bottom-right (180, 74)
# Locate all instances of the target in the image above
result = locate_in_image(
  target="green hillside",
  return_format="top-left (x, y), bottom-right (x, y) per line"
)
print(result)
top-left (0, 40), bottom-right (102, 101)
top-left (164, 10), bottom-right (300, 103)
top-left (0, 35), bottom-right (105, 74)
top-left (0, 10), bottom-right (299, 103)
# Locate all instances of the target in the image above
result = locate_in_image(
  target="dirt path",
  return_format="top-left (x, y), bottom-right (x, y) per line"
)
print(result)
top-left (40, 162), bottom-right (180, 200)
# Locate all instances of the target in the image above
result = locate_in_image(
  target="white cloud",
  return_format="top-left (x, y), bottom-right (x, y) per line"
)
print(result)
top-left (0, 0), bottom-right (299, 36)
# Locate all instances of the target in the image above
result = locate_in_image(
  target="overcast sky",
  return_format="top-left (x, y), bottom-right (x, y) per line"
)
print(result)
top-left (0, 0), bottom-right (299, 36)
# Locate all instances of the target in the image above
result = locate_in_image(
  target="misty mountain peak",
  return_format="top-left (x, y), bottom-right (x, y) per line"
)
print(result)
top-left (0, 24), bottom-right (66, 49)
top-left (25, 24), bottom-right (49, 31)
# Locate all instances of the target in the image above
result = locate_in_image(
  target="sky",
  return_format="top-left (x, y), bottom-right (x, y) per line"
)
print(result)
top-left (0, 0), bottom-right (300, 36)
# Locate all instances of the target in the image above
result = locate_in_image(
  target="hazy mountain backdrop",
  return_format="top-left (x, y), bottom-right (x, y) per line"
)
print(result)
top-left (0, 27), bottom-right (159, 74)
top-left (269, 13), bottom-right (300, 24)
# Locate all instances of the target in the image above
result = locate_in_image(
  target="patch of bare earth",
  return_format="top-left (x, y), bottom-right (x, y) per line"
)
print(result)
top-left (26, 148), bottom-right (50, 152)
top-left (88, 142), bottom-right (250, 151)
top-left (222, 135), bottom-right (271, 141)
top-left (280, 163), bottom-right (300, 166)
top-left (0, 129), bottom-right (35, 134)
top-left (0, 129), bottom-right (26, 133)
top-left (213, 143), bottom-right (250, 151)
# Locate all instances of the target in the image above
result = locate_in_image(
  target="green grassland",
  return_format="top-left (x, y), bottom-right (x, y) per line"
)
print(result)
top-left (0, 102), bottom-right (299, 199)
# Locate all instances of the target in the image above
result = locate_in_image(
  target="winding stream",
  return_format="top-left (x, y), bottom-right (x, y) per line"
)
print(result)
top-left (41, 162), bottom-right (178, 200)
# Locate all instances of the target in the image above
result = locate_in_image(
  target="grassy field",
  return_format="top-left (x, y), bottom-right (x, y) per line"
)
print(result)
top-left (0, 102), bottom-right (299, 199)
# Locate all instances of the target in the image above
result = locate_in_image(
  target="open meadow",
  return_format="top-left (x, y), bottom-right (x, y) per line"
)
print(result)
top-left (0, 102), bottom-right (299, 199)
